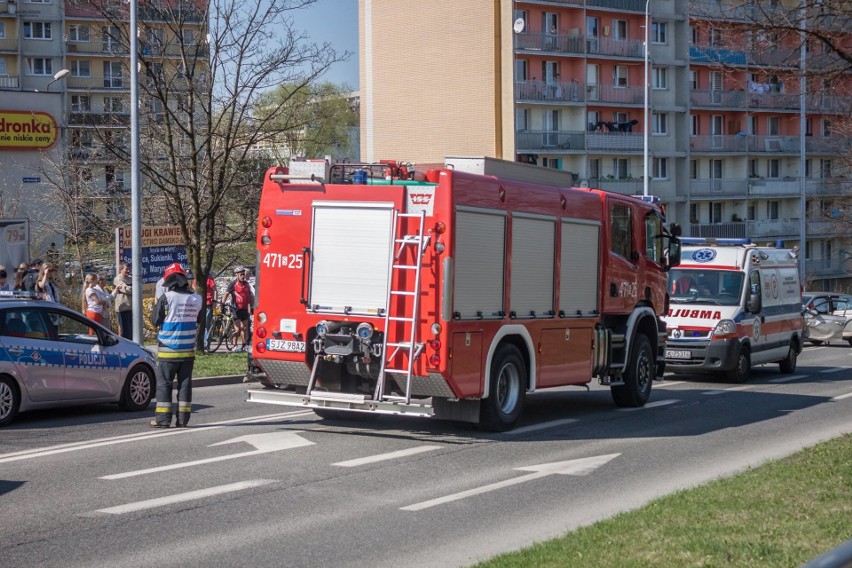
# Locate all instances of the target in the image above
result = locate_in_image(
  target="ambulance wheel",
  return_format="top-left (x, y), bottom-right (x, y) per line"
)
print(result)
top-left (119, 365), bottom-right (154, 411)
top-left (479, 344), bottom-right (526, 432)
top-left (779, 339), bottom-right (799, 374)
top-left (0, 375), bottom-right (21, 427)
top-left (612, 334), bottom-right (653, 407)
top-left (726, 346), bottom-right (751, 383)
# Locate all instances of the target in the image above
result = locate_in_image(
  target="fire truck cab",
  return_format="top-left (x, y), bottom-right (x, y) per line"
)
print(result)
top-left (247, 157), bottom-right (680, 431)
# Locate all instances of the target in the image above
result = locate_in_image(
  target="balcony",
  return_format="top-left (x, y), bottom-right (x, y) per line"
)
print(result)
top-left (806, 136), bottom-right (851, 155)
top-left (589, 178), bottom-right (643, 195)
top-left (516, 80), bottom-right (585, 104)
top-left (748, 219), bottom-right (800, 239)
top-left (806, 258), bottom-right (851, 279)
top-left (690, 0), bottom-right (796, 23)
top-left (67, 76), bottom-right (127, 90)
top-left (690, 135), bottom-right (749, 152)
top-left (69, 112), bottom-right (130, 127)
top-left (587, 36), bottom-right (644, 59)
top-left (0, 75), bottom-right (19, 89)
top-left (0, 38), bottom-right (17, 52)
top-left (515, 32), bottom-right (585, 56)
top-left (515, 130), bottom-right (643, 152)
top-left (690, 90), bottom-right (747, 108)
top-left (689, 222), bottom-right (747, 239)
top-left (588, 84), bottom-right (644, 105)
top-left (67, 40), bottom-right (128, 56)
top-left (690, 178), bottom-right (748, 197)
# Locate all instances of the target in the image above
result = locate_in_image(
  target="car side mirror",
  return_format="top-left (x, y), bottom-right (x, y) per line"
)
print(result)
top-left (666, 239), bottom-right (681, 269)
top-left (102, 334), bottom-right (119, 347)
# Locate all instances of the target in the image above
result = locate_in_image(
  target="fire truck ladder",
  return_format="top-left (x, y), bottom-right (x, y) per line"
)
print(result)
top-left (374, 210), bottom-right (430, 405)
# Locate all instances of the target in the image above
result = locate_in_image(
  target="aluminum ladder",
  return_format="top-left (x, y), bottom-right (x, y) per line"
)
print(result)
top-left (374, 210), bottom-right (429, 404)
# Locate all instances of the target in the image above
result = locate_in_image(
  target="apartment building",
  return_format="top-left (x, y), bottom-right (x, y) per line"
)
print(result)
top-left (0, 0), bottom-right (207, 239)
top-left (359, 0), bottom-right (850, 291)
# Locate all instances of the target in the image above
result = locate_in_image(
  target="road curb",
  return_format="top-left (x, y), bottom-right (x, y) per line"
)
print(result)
top-left (193, 374), bottom-right (247, 387)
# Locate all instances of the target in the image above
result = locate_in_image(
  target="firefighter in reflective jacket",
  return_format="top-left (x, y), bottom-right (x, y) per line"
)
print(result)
top-left (149, 263), bottom-right (203, 428)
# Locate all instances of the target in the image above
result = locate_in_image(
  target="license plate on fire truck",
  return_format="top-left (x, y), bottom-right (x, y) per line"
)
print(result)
top-left (665, 349), bottom-right (691, 360)
top-left (267, 339), bottom-right (306, 353)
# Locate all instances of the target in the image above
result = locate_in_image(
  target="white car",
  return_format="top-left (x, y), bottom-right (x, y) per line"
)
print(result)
top-left (802, 293), bottom-right (852, 346)
top-left (0, 291), bottom-right (157, 426)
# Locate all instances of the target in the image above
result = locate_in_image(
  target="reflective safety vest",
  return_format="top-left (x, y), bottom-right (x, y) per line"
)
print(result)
top-left (157, 289), bottom-right (203, 359)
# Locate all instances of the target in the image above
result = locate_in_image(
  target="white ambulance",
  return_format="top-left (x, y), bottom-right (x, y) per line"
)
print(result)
top-left (663, 239), bottom-right (804, 382)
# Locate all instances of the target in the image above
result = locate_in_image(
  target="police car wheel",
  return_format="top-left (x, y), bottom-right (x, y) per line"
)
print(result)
top-left (119, 365), bottom-right (154, 412)
top-left (612, 334), bottom-right (653, 407)
top-left (479, 344), bottom-right (526, 432)
top-left (0, 376), bottom-right (21, 427)
top-left (726, 347), bottom-right (751, 383)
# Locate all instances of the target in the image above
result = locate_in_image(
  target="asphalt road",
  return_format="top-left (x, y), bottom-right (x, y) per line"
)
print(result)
top-left (1, 344), bottom-right (850, 568)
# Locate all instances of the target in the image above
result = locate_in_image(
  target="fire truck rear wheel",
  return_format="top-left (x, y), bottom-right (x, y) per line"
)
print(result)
top-left (479, 344), bottom-right (526, 432)
top-left (611, 334), bottom-right (653, 407)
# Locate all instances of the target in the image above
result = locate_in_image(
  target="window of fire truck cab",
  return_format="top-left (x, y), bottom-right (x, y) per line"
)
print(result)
top-left (644, 214), bottom-right (664, 266)
top-left (610, 205), bottom-right (632, 261)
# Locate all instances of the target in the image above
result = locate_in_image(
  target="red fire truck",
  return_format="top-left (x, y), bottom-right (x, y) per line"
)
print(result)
top-left (247, 157), bottom-right (681, 431)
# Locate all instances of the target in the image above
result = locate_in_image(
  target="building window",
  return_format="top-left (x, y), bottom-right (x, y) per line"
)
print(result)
top-left (749, 159), bottom-right (759, 177)
top-left (819, 159), bottom-right (832, 178)
top-left (652, 112), bottom-right (667, 135)
top-left (710, 159), bottom-right (723, 179)
top-left (689, 70), bottom-right (698, 90)
top-left (0, 58), bottom-right (6, 76)
top-left (653, 158), bottom-right (668, 179)
top-left (709, 28), bottom-right (722, 46)
top-left (690, 203), bottom-right (699, 224)
top-left (23, 21), bottom-right (52, 40)
top-left (748, 204), bottom-right (756, 220)
top-left (70, 60), bottom-right (91, 77)
top-left (651, 67), bottom-right (668, 89)
top-left (710, 202), bottom-right (722, 223)
top-left (805, 159), bottom-right (811, 177)
top-left (25, 0), bottom-right (52, 3)
top-left (691, 114), bottom-right (700, 136)
top-left (0, 22), bottom-right (6, 39)
top-left (516, 108), bottom-right (529, 131)
top-left (613, 65), bottom-right (628, 87)
top-left (182, 28), bottom-right (196, 45)
top-left (71, 95), bottom-right (91, 112)
top-left (610, 205), bottom-right (632, 260)
top-left (822, 119), bottom-right (831, 136)
top-left (613, 158), bottom-right (629, 179)
top-left (767, 116), bottom-right (780, 136)
top-left (690, 160), bottom-right (698, 179)
top-left (805, 117), bottom-right (813, 136)
top-left (767, 159), bottom-right (780, 178)
top-left (588, 158), bottom-right (601, 180)
top-left (612, 19), bottom-right (628, 40)
top-left (612, 111), bottom-right (628, 124)
top-left (69, 24), bottom-right (90, 42)
top-left (516, 59), bottom-right (528, 82)
top-left (104, 96), bottom-right (124, 113)
top-left (103, 61), bottom-right (123, 88)
top-left (544, 158), bottom-right (561, 169)
top-left (767, 200), bottom-right (779, 220)
top-left (689, 25), bottom-right (697, 45)
top-left (25, 58), bottom-right (53, 75)
top-left (651, 21), bottom-right (667, 44)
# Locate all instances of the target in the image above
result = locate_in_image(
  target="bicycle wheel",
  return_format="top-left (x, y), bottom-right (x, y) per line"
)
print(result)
top-left (207, 316), bottom-right (225, 352)
top-left (225, 320), bottom-right (240, 352)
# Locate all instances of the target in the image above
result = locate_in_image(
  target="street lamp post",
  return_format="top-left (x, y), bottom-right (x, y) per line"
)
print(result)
top-left (46, 68), bottom-right (70, 92)
top-left (643, 0), bottom-right (650, 197)
top-left (130, 0), bottom-right (142, 343)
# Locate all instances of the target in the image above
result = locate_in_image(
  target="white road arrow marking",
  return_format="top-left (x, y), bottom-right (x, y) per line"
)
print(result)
top-left (91, 479), bottom-right (277, 515)
top-left (101, 431), bottom-right (314, 480)
top-left (401, 453), bottom-right (620, 511)
top-left (333, 445), bottom-right (441, 467)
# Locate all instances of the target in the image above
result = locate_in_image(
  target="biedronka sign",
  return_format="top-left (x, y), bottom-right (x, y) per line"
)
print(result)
top-left (0, 110), bottom-right (58, 151)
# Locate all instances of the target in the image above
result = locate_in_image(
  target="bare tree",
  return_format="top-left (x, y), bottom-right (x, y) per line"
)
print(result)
top-left (75, 0), bottom-right (350, 345)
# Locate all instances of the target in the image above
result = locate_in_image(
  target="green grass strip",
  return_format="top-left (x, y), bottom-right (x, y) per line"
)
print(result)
top-left (473, 434), bottom-right (852, 568)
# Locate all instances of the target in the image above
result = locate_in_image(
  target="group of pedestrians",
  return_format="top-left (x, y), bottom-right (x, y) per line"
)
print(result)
top-left (0, 258), bottom-right (61, 301)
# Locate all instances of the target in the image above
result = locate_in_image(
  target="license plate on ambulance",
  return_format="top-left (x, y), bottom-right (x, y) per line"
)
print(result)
top-left (267, 339), bottom-right (306, 353)
top-left (665, 350), bottom-right (691, 360)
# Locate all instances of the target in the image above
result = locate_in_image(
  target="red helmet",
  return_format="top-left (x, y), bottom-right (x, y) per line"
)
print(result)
top-left (163, 263), bottom-right (185, 280)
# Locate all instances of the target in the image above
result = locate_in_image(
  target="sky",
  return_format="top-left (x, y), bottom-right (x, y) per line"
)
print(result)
top-left (296, 0), bottom-right (359, 89)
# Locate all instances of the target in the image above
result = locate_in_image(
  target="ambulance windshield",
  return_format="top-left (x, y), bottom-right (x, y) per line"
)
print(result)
top-left (668, 269), bottom-right (744, 306)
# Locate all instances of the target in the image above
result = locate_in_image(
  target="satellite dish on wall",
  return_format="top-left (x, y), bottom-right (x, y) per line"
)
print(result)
top-left (513, 18), bottom-right (525, 34)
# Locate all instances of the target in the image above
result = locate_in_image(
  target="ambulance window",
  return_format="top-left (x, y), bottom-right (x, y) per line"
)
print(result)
top-left (645, 214), bottom-right (664, 265)
top-left (748, 270), bottom-right (761, 296)
top-left (610, 205), bottom-right (632, 260)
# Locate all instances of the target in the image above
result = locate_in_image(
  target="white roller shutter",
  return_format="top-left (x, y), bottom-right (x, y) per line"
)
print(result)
top-left (510, 215), bottom-right (555, 317)
top-left (309, 202), bottom-right (394, 315)
top-left (560, 220), bottom-right (600, 316)
top-left (454, 208), bottom-right (505, 319)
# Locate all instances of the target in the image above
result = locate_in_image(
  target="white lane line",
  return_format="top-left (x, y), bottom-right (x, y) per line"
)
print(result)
top-left (704, 385), bottom-right (757, 395)
top-left (831, 392), bottom-right (852, 401)
top-left (333, 445), bottom-right (442, 467)
top-left (618, 399), bottom-right (678, 411)
top-left (0, 410), bottom-right (316, 464)
top-left (820, 367), bottom-right (846, 374)
top-left (655, 381), bottom-right (685, 387)
top-left (91, 479), bottom-right (276, 515)
top-left (769, 375), bottom-right (807, 383)
top-left (503, 418), bottom-right (579, 436)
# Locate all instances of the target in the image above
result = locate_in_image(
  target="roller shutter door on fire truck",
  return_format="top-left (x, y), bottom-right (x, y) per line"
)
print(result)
top-left (454, 208), bottom-right (506, 319)
top-left (511, 214), bottom-right (555, 318)
top-left (309, 202), bottom-right (394, 315)
top-left (559, 220), bottom-right (600, 316)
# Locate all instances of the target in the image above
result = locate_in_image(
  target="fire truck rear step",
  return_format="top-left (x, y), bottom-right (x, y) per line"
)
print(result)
top-left (246, 389), bottom-right (436, 418)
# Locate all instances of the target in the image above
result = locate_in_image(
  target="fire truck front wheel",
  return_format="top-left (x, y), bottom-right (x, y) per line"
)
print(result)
top-left (479, 344), bottom-right (526, 432)
top-left (611, 334), bottom-right (653, 408)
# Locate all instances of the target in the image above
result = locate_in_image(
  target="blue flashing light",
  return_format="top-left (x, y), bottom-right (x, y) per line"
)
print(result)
top-left (639, 195), bottom-right (661, 204)
top-left (680, 237), bottom-right (752, 246)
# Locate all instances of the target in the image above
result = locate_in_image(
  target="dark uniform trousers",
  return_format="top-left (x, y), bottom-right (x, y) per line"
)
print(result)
top-left (154, 358), bottom-right (194, 427)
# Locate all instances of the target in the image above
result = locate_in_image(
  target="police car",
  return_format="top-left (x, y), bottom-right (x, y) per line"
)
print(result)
top-left (0, 291), bottom-right (157, 426)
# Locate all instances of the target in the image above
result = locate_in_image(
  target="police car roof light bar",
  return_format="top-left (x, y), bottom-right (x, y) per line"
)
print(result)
top-left (0, 290), bottom-right (42, 300)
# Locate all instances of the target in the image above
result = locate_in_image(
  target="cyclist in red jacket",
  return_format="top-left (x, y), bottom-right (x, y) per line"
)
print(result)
top-left (223, 266), bottom-right (254, 352)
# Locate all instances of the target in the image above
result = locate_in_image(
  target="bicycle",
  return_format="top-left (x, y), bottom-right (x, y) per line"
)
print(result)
top-left (205, 301), bottom-right (235, 352)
